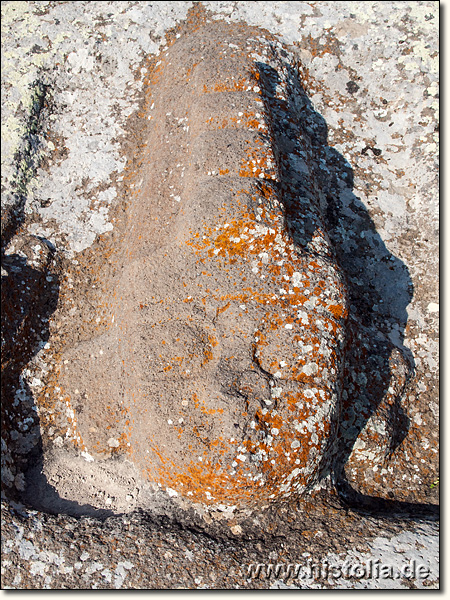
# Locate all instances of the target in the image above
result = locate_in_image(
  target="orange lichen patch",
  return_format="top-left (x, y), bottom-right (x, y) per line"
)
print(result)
top-left (238, 140), bottom-right (276, 179)
top-left (192, 393), bottom-right (224, 416)
top-left (202, 77), bottom-right (252, 94)
top-left (185, 61), bottom-right (199, 81)
top-left (36, 366), bottom-right (88, 453)
top-left (187, 202), bottom-right (346, 316)
top-left (205, 111), bottom-right (267, 133)
top-left (201, 334), bottom-right (219, 365)
top-left (161, 174), bottom-right (345, 505)
top-left (144, 381), bottom-right (335, 506)
top-left (327, 304), bottom-right (347, 319)
top-left (216, 301), bottom-right (231, 316)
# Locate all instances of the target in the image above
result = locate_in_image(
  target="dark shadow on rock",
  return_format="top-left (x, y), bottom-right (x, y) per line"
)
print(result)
top-left (0, 77), bottom-right (112, 520)
top-left (2, 79), bottom-right (54, 500)
top-left (1, 50), bottom-right (437, 525)
top-left (334, 477), bottom-right (439, 522)
top-left (1, 245), bottom-right (115, 519)
top-left (1, 80), bottom-right (49, 246)
top-left (255, 48), bottom-right (436, 521)
top-left (22, 459), bottom-right (115, 519)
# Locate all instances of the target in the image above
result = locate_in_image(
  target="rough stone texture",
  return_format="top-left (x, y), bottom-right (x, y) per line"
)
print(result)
top-left (0, 498), bottom-right (439, 590)
top-left (46, 22), bottom-right (351, 510)
top-left (1, 1), bottom-right (439, 590)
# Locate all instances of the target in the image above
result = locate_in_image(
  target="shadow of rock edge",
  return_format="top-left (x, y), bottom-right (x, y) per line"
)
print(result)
top-left (254, 53), bottom-right (435, 515)
top-left (1, 78), bottom-right (52, 503)
top-left (1, 79), bottom-right (112, 520)
top-left (2, 23), bottom-right (436, 522)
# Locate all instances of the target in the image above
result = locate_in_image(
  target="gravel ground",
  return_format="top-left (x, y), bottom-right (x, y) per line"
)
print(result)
top-left (1, 1), bottom-right (439, 589)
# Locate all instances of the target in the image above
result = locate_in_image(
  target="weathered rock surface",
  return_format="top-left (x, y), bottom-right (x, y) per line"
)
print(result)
top-left (51, 22), bottom-right (350, 509)
top-left (1, 1), bottom-right (439, 589)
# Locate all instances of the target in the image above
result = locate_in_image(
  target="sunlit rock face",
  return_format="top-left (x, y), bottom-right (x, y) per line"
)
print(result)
top-left (58, 22), bottom-right (348, 509)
